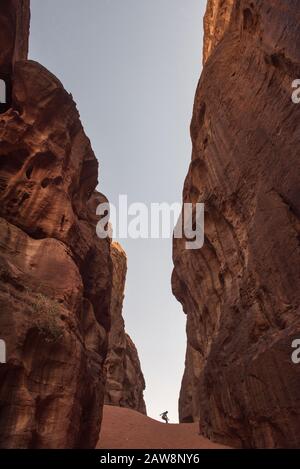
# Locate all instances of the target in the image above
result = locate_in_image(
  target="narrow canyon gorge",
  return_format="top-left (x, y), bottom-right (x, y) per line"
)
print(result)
top-left (0, 0), bottom-right (299, 451)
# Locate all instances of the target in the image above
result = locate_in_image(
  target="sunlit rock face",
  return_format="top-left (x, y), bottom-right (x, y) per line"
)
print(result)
top-left (173, 0), bottom-right (300, 448)
top-left (203, 0), bottom-right (234, 65)
top-left (104, 243), bottom-right (146, 415)
top-left (0, 0), bottom-right (112, 448)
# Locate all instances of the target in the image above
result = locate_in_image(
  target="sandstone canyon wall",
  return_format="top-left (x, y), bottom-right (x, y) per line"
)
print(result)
top-left (0, 0), bottom-right (145, 448)
top-left (104, 243), bottom-right (146, 415)
top-left (173, 0), bottom-right (300, 448)
top-left (0, 0), bottom-right (30, 74)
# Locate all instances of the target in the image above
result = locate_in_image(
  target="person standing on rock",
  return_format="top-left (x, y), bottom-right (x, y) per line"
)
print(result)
top-left (160, 411), bottom-right (169, 424)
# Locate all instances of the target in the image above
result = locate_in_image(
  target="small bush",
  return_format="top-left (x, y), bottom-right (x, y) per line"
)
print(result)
top-left (30, 293), bottom-right (63, 343)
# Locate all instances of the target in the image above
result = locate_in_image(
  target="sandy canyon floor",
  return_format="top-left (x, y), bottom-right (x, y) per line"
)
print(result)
top-left (98, 406), bottom-right (229, 449)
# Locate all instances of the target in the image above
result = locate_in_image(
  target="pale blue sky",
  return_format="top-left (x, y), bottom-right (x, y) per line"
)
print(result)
top-left (30, 0), bottom-right (205, 422)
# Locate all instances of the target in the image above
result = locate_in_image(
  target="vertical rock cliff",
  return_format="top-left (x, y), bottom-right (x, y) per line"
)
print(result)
top-left (104, 243), bottom-right (146, 415)
top-left (0, 0), bottom-right (146, 448)
top-left (173, 0), bottom-right (300, 448)
top-left (203, 0), bottom-right (234, 65)
top-left (0, 0), bottom-right (30, 74)
top-left (0, 1), bottom-right (112, 448)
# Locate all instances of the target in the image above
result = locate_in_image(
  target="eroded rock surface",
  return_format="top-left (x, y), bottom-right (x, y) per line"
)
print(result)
top-left (0, 0), bottom-right (30, 74)
top-left (178, 344), bottom-right (201, 424)
top-left (104, 243), bottom-right (146, 415)
top-left (0, 1), bottom-right (112, 448)
top-left (173, 0), bottom-right (300, 449)
top-left (203, 0), bottom-right (234, 65)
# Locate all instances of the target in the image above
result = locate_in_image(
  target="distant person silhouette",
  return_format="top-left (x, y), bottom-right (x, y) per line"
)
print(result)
top-left (160, 411), bottom-right (169, 424)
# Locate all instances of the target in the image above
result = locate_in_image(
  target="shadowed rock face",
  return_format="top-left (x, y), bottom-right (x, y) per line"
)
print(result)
top-left (178, 344), bottom-right (201, 424)
top-left (173, 0), bottom-right (300, 449)
top-left (104, 243), bottom-right (146, 415)
top-left (0, 1), bottom-right (146, 448)
top-left (0, 1), bottom-right (113, 448)
top-left (0, 0), bottom-right (30, 74)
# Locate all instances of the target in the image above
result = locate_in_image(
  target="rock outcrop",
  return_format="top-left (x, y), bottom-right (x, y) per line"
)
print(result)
top-left (203, 0), bottom-right (234, 65)
top-left (0, 1), bottom-right (146, 448)
top-left (104, 243), bottom-right (146, 415)
top-left (178, 344), bottom-right (200, 424)
top-left (0, 0), bottom-right (30, 74)
top-left (0, 1), bottom-right (113, 448)
top-left (173, 0), bottom-right (300, 449)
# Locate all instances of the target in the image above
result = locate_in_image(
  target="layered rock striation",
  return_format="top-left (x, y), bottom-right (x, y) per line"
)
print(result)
top-left (104, 243), bottom-right (146, 415)
top-left (173, 0), bottom-right (300, 448)
top-left (203, 0), bottom-right (234, 65)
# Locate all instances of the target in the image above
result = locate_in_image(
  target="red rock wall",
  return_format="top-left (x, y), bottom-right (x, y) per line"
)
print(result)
top-left (203, 0), bottom-right (234, 65)
top-left (178, 344), bottom-right (201, 424)
top-left (0, 0), bottom-right (30, 73)
top-left (173, 0), bottom-right (300, 448)
top-left (0, 1), bottom-right (113, 448)
top-left (104, 243), bottom-right (146, 415)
